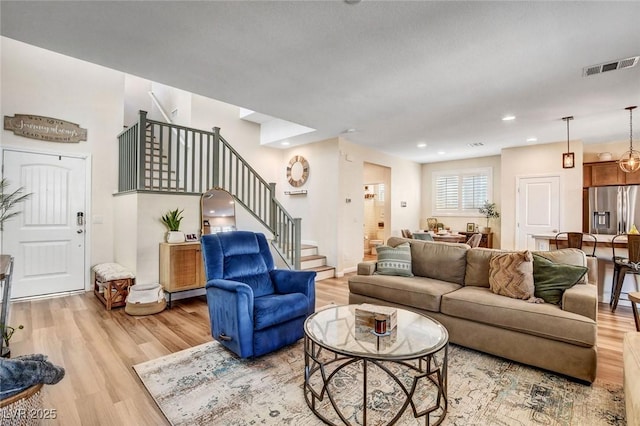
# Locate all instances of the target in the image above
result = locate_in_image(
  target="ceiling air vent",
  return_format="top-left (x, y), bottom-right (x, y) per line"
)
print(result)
top-left (583, 56), bottom-right (639, 77)
top-left (467, 142), bottom-right (484, 147)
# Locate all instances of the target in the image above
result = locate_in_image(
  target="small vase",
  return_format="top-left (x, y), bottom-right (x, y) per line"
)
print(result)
top-left (1, 346), bottom-right (10, 358)
top-left (166, 231), bottom-right (185, 243)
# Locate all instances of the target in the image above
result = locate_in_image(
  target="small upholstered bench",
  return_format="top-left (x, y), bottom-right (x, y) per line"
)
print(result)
top-left (93, 263), bottom-right (135, 310)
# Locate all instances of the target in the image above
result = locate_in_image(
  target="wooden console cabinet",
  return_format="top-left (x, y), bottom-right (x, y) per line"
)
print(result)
top-left (159, 242), bottom-right (206, 294)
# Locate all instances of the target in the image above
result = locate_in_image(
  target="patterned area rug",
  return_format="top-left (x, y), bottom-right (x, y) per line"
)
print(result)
top-left (133, 340), bottom-right (625, 425)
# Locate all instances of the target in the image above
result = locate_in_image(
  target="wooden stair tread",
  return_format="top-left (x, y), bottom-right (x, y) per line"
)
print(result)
top-left (305, 265), bottom-right (334, 272)
top-left (301, 254), bottom-right (325, 261)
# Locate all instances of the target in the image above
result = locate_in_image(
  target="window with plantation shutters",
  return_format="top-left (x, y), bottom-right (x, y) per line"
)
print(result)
top-left (432, 168), bottom-right (492, 216)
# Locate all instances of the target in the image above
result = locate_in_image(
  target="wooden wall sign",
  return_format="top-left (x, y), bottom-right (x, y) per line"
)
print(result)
top-left (4, 114), bottom-right (87, 143)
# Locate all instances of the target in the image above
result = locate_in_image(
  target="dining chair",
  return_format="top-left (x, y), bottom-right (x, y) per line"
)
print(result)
top-left (413, 232), bottom-right (434, 242)
top-left (401, 229), bottom-right (413, 239)
top-left (611, 233), bottom-right (640, 312)
top-left (554, 232), bottom-right (597, 257)
top-left (466, 233), bottom-right (482, 248)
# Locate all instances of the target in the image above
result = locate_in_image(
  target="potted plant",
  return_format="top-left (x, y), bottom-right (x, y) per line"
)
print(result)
top-left (161, 208), bottom-right (185, 243)
top-left (1, 323), bottom-right (24, 358)
top-left (479, 201), bottom-right (500, 233)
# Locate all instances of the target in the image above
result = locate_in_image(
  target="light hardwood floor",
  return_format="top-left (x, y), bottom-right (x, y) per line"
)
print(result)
top-left (6, 274), bottom-right (635, 425)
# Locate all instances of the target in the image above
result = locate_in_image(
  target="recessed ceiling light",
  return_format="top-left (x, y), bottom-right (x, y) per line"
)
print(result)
top-left (417, 143), bottom-right (427, 148)
top-left (437, 151), bottom-right (446, 155)
top-left (502, 115), bottom-right (516, 121)
top-left (281, 141), bottom-right (290, 146)
top-left (526, 137), bottom-right (538, 143)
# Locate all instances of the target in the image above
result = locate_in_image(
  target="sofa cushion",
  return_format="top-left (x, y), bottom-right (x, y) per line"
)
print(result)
top-left (348, 274), bottom-right (461, 313)
top-left (375, 242), bottom-right (413, 277)
top-left (387, 237), bottom-right (468, 284)
top-left (489, 251), bottom-right (539, 302)
top-left (533, 253), bottom-right (588, 305)
top-left (441, 286), bottom-right (596, 347)
top-left (465, 248), bottom-right (500, 287)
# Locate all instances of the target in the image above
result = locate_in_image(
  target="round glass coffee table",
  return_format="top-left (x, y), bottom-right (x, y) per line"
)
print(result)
top-left (303, 304), bottom-right (448, 425)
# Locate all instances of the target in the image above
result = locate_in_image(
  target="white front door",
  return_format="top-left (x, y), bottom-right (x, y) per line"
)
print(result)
top-left (2, 150), bottom-right (87, 299)
top-left (516, 175), bottom-right (560, 250)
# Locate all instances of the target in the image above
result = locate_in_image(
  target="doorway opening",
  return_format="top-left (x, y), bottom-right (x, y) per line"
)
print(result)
top-left (363, 162), bottom-right (391, 255)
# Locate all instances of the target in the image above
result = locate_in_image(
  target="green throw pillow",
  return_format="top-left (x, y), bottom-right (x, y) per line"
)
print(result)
top-left (532, 253), bottom-right (587, 305)
top-left (375, 242), bottom-right (413, 277)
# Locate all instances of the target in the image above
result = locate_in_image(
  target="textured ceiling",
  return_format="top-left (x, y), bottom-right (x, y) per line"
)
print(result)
top-left (2, 1), bottom-right (640, 163)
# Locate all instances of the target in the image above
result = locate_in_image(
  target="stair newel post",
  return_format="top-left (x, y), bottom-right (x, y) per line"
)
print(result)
top-left (293, 217), bottom-right (302, 270)
top-left (137, 110), bottom-right (148, 190)
top-left (212, 127), bottom-right (221, 189)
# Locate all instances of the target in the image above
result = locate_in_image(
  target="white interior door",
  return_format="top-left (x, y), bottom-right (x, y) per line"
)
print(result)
top-left (516, 175), bottom-right (560, 250)
top-left (2, 150), bottom-right (87, 299)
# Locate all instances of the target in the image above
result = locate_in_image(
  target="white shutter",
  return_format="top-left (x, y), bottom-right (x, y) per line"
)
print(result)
top-left (432, 167), bottom-right (492, 216)
top-left (461, 174), bottom-right (488, 210)
top-left (435, 175), bottom-right (459, 210)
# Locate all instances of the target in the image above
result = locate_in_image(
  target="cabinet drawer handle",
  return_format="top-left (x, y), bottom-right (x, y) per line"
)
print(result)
top-left (219, 333), bottom-right (232, 341)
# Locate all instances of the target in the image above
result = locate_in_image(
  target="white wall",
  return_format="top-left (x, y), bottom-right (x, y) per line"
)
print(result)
top-left (421, 156), bottom-right (502, 248)
top-left (337, 139), bottom-right (422, 274)
top-left (281, 138), bottom-right (341, 269)
top-left (584, 140), bottom-right (628, 163)
top-left (1, 37), bottom-right (125, 278)
top-left (501, 140), bottom-right (583, 250)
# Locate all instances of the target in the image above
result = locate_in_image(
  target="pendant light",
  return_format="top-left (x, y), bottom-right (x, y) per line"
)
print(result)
top-left (562, 116), bottom-right (575, 169)
top-left (619, 106), bottom-right (639, 173)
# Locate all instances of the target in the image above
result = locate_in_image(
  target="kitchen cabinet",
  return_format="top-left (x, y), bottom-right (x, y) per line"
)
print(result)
top-left (589, 161), bottom-right (625, 186)
top-left (584, 161), bottom-right (640, 186)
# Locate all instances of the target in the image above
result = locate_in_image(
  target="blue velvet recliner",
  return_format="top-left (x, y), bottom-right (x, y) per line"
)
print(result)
top-left (200, 231), bottom-right (316, 358)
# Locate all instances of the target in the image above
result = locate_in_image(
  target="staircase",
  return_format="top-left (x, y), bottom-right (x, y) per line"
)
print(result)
top-left (117, 110), bottom-right (335, 273)
top-left (301, 244), bottom-right (335, 281)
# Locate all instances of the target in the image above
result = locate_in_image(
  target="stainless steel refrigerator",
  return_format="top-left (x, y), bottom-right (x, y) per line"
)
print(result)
top-left (589, 185), bottom-right (640, 234)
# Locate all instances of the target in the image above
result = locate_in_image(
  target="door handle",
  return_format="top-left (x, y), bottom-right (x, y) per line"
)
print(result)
top-left (77, 229), bottom-right (83, 234)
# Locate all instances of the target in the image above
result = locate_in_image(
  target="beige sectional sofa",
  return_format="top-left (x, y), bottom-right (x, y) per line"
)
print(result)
top-left (348, 237), bottom-right (599, 383)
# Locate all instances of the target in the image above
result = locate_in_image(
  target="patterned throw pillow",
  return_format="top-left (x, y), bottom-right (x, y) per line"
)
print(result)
top-left (489, 251), bottom-right (542, 302)
top-left (375, 242), bottom-right (413, 277)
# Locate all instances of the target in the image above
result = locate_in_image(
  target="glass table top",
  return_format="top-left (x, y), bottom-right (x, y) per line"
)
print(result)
top-left (304, 304), bottom-right (448, 360)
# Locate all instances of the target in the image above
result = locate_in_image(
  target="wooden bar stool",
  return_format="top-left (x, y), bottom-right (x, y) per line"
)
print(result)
top-left (629, 292), bottom-right (640, 331)
top-left (611, 234), bottom-right (640, 312)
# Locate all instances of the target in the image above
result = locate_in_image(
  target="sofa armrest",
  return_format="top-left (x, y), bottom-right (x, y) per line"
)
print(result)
top-left (586, 256), bottom-right (598, 286)
top-left (562, 282), bottom-right (598, 322)
top-left (357, 261), bottom-right (377, 275)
